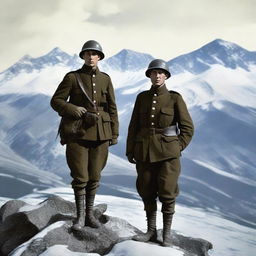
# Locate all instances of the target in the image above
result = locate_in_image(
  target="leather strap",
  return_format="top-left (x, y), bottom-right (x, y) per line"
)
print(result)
top-left (74, 72), bottom-right (96, 110)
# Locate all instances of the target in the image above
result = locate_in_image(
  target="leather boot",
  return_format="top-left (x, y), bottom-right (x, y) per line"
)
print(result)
top-left (162, 213), bottom-right (173, 247)
top-left (132, 211), bottom-right (157, 242)
top-left (85, 194), bottom-right (100, 228)
top-left (72, 194), bottom-right (85, 231)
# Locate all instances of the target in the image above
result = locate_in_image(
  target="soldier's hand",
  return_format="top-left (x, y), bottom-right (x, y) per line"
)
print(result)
top-left (109, 138), bottom-right (118, 146)
top-left (127, 154), bottom-right (136, 164)
top-left (72, 106), bottom-right (87, 118)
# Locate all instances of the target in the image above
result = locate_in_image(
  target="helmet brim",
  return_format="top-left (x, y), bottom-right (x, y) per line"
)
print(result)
top-left (79, 49), bottom-right (105, 60)
top-left (145, 68), bottom-right (171, 79)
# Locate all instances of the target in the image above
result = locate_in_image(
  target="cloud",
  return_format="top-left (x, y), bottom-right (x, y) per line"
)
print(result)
top-left (0, 0), bottom-right (255, 71)
top-left (86, 0), bottom-right (256, 28)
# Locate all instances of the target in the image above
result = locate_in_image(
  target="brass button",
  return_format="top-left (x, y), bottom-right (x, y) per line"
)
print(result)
top-left (152, 107), bottom-right (155, 110)
top-left (151, 122), bottom-right (154, 125)
top-left (94, 90), bottom-right (96, 93)
top-left (151, 115), bottom-right (154, 118)
top-left (93, 83), bottom-right (96, 86)
top-left (154, 94), bottom-right (157, 96)
top-left (153, 100), bottom-right (156, 104)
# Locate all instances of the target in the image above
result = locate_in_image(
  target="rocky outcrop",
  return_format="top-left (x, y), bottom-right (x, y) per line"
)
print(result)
top-left (0, 195), bottom-right (213, 256)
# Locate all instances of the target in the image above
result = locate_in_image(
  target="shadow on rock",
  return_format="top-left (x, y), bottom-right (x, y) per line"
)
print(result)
top-left (0, 195), bottom-right (213, 256)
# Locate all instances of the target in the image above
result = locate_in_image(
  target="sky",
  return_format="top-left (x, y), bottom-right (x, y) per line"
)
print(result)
top-left (0, 0), bottom-right (255, 71)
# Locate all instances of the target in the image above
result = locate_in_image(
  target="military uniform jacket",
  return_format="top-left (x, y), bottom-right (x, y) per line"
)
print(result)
top-left (51, 64), bottom-right (119, 143)
top-left (126, 85), bottom-right (194, 162)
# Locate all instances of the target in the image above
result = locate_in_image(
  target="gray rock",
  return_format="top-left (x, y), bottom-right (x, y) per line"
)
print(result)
top-left (0, 200), bottom-right (26, 223)
top-left (0, 196), bottom-right (213, 256)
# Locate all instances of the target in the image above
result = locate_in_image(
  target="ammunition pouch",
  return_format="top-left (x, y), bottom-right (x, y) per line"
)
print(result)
top-left (83, 111), bottom-right (99, 126)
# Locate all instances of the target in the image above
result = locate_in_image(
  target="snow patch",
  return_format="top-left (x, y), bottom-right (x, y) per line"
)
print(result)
top-left (106, 240), bottom-right (184, 256)
top-left (10, 221), bottom-right (66, 256)
top-left (193, 159), bottom-right (256, 186)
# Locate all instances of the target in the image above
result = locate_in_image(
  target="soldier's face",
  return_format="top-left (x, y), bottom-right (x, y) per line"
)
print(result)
top-left (82, 51), bottom-right (100, 67)
top-left (150, 69), bottom-right (167, 87)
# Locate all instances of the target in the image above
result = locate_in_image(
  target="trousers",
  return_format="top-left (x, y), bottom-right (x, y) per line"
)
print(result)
top-left (66, 140), bottom-right (109, 194)
top-left (136, 157), bottom-right (181, 214)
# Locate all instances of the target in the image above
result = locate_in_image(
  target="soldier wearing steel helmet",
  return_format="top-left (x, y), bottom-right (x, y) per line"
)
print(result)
top-left (126, 59), bottom-right (194, 246)
top-left (51, 40), bottom-right (119, 230)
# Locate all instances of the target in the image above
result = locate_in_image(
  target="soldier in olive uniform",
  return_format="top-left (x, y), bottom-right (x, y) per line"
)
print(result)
top-left (126, 59), bottom-right (194, 246)
top-left (51, 40), bottom-right (119, 230)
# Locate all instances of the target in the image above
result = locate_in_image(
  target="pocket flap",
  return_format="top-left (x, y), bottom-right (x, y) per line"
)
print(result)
top-left (101, 112), bottom-right (111, 121)
top-left (160, 107), bottom-right (174, 115)
top-left (161, 135), bottom-right (178, 142)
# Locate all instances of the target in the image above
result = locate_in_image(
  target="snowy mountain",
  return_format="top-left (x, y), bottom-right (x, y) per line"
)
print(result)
top-left (102, 49), bottom-right (154, 71)
top-left (0, 39), bottom-right (255, 231)
top-left (1, 47), bottom-right (81, 81)
top-left (169, 38), bottom-right (256, 75)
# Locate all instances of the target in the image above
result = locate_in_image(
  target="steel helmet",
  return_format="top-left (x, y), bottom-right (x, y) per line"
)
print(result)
top-left (145, 59), bottom-right (171, 79)
top-left (79, 40), bottom-right (105, 60)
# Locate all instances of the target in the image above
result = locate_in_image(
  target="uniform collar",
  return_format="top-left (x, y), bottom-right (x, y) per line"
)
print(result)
top-left (150, 84), bottom-right (169, 96)
top-left (81, 64), bottom-right (100, 75)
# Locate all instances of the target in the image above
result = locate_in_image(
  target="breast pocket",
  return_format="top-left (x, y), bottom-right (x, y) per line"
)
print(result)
top-left (101, 89), bottom-right (108, 103)
top-left (158, 107), bottom-right (174, 127)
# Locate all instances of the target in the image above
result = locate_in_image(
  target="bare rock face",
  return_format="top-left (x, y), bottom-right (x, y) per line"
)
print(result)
top-left (0, 196), bottom-right (212, 256)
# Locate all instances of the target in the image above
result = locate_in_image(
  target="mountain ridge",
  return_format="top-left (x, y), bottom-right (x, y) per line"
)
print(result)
top-left (0, 38), bottom-right (255, 229)
top-left (2, 38), bottom-right (255, 79)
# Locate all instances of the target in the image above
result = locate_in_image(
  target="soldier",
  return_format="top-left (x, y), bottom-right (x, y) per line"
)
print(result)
top-left (126, 59), bottom-right (194, 246)
top-left (51, 40), bottom-right (119, 230)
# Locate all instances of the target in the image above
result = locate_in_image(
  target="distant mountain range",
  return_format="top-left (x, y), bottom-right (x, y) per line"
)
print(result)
top-left (0, 39), bottom-right (255, 228)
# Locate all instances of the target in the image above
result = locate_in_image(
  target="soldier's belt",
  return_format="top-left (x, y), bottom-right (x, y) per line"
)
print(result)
top-left (149, 125), bottom-right (177, 136)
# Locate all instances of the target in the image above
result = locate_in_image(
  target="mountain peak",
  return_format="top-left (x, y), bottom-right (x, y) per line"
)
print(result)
top-left (168, 38), bottom-right (256, 75)
top-left (19, 54), bottom-right (32, 62)
top-left (1, 47), bottom-right (75, 80)
top-left (201, 38), bottom-right (246, 53)
top-left (103, 49), bottom-right (154, 71)
top-left (47, 47), bottom-right (66, 56)
top-left (114, 48), bottom-right (153, 59)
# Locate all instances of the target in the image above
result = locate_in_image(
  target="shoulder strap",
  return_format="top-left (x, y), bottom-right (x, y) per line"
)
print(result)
top-left (74, 72), bottom-right (96, 109)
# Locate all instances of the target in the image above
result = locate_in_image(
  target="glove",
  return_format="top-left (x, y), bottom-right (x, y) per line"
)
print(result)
top-left (65, 104), bottom-right (87, 119)
top-left (127, 153), bottom-right (136, 164)
top-left (109, 138), bottom-right (118, 146)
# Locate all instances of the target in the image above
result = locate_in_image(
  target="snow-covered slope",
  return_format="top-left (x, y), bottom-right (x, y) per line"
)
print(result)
top-left (0, 141), bottom-right (65, 198)
top-left (0, 39), bottom-right (255, 229)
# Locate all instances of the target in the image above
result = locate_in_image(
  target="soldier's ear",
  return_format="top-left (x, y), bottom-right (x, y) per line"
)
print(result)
top-left (81, 52), bottom-right (86, 60)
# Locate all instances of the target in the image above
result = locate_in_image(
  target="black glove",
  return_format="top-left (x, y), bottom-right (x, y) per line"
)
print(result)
top-left (127, 154), bottom-right (136, 164)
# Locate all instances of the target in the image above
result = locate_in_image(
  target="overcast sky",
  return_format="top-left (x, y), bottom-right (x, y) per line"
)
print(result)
top-left (0, 0), bottom-right (255, 71)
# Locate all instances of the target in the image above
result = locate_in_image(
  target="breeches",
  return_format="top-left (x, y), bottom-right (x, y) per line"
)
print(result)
top-left (136, 158), bottom-right (181, 213)
top-left (66, 140), bottom-right (109, 194)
